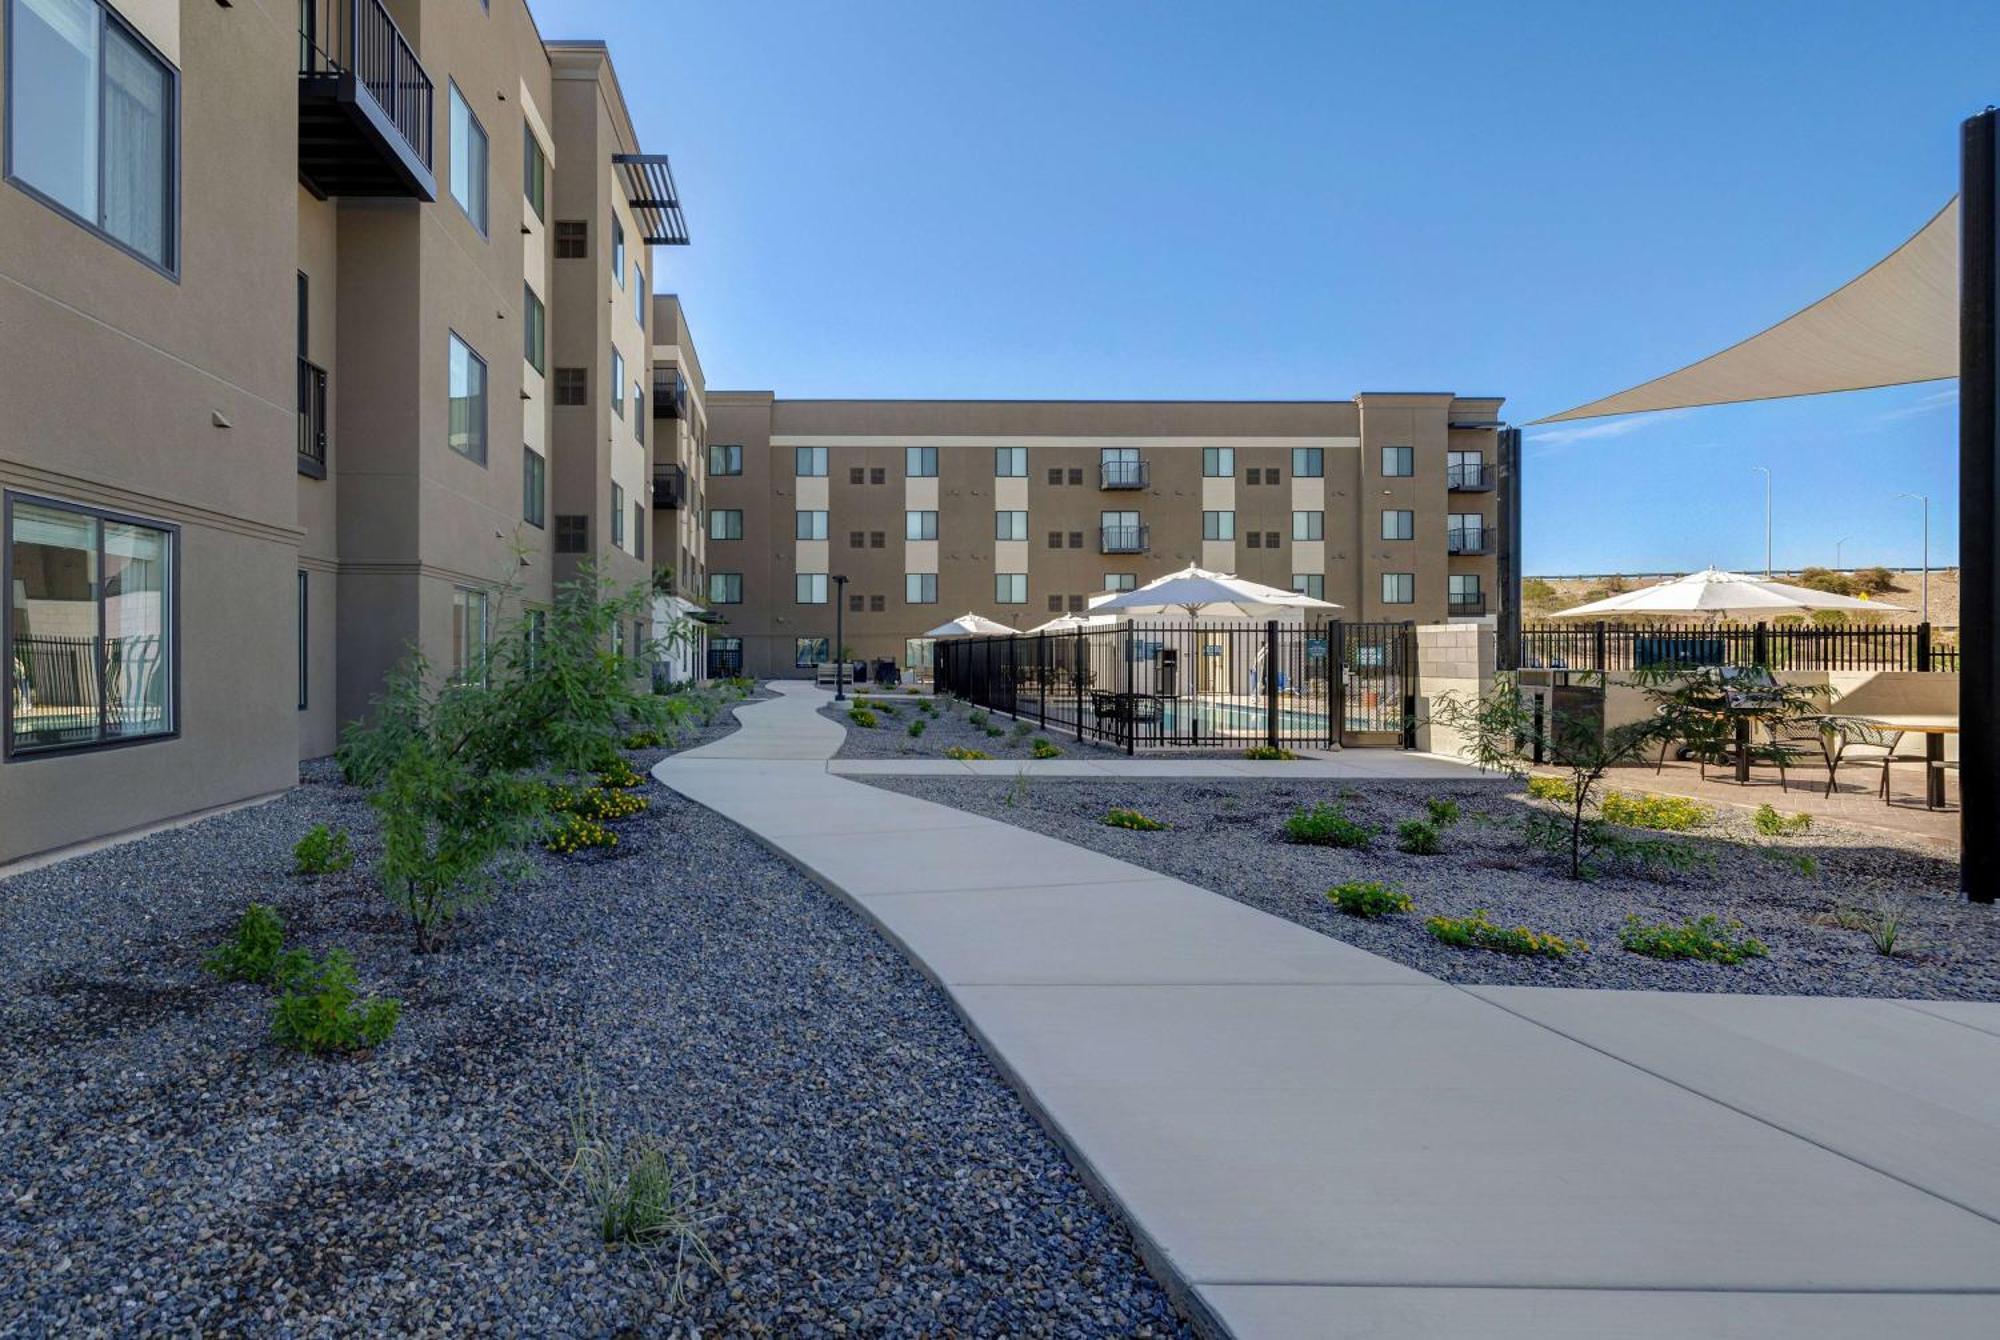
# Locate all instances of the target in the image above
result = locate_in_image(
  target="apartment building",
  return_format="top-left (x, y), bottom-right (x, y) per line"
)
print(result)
top-left (1, 0), bottom-right (682, 864)
top-left (700, 395), bottom-right (1514, 680)
top-left (647, 293), bottom-right (715, 683)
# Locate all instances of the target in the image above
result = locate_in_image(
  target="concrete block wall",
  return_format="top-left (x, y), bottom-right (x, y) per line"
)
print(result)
top-left (1412, 623), bottom-right (1496, 760)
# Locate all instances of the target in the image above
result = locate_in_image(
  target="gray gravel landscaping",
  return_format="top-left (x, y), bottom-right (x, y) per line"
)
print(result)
top-left (821, 691), bottom-right (1134, 762)
top-left (0, 704), bottom-right (1189, 1336)
top-left (860, 774), bottom-right (2000, 1000)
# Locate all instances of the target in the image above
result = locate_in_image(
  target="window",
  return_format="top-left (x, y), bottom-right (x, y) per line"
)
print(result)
top-left (1202, 510), bottom-right (1235, 541)
top-left (1047, 467), bottom-right (1064, 486)
top-left (1246, 532), bottom-right (1262, 549)
top-left (1448, 450), bottom-right (1485, 489)
top-left (1047, 594), bottom-right (1063, 612)
top-left (448, 83), bottom-right (488, 234)
top-left (1382, 446), bottom-right (1414, 477)
top-left (905, 446), bottom-right (938, 477)
top-left (1382, 572), bottom-right (1415, 604)
top-left (5, 0), bottom-right (177, 272)
top-left (848, 530), bottom-right (865, 549)
top-left (447, 333), bottom-right (487, 464)
top-left (708, 573), bottom-right (742, 604)
top-left (869, 594), bottom-right (885, 612)
top-left (709, 444), bottom-right (743, 476)
top-left (554, 367), bottom-right (587, 405)
top-left (1068, 467), bottom-right (1083, 486)
top-left (870, 467), bottom-right (886, 485)
top-left (795, 573), bottom-right (828, 604)
top-left (611, 620), bottom-right (625, 660)
top-left (1292, 573), bottom-right (1325, 600)
top-left (523, 447), bottom-right (545, 527)
top-left (905, 510), bottom-right (937, 541)
top-left (1381, 509), bottom-right (1414, 541)
top-left (849, 593), bottom-right (864, 613)
top-left (1047, 530), bottom-right (1064, 549)
top-left (994, 573), bottom-right (1027, 604)
top-left (995, 510), bottom-right (1028, 541)
top-left (793, 510), bottom-right (826, 541)
top-left (611, 483), bottom-right (625, 548)
top-left (634, 264), bottom-right (645, 322)
top-left (1292, 510), bottom-right (1324, 541)
top-left (1202, 447), bottom-right (1235, 477)
top-left (296, 570), bottom-right (308, 711)
top-left (795, 446), bottom-right (828, 477)
top-left (1293, 447), bottom-right (1324, 478)
top-left (522, 124), bottom-right (545, 220)
top-left (612, 215), bottom-right (625, 285)
top-left (634, 503), bottom-right (645, 559)
top-left (1245, 468), bottom-right (1261, 486)
top-left (1104, 573), bottom-right (1136, 592)
top-left (1264, 531), bottom-right (1281, 549)
top-left (794, 637), bottom-right (829, 668)
top-left (555, 514), bottom-right (588, 553)
top-left (995, 447), bottom-right (1027, 477)
top-left (708, 509), bottom-right (742, 541)
top-left (1450, 573), bottom-right (1482, 601)
top-left (554, 219), bottom-right (587, 258)
top-left (1068, 595), bottom-right (1085, 612)
top-left (869, 531), bottom-right (885, 549)
top-left (610, 351), bottom-right (624, 418)
top-left (4, 496), bottom-right (176, 753)
top-left (1101, 510), bottom-right (1140, 551)
top-left (1099, 447), bottom-right (1142, 487)
top-left (451, 588), bottom-right (489, 684)
top-left (1266, 467), bottom-right (1284, 485)
top-left (522, 283), bottom-right (545, 373)
top-left (1068, 531), bottom-right (1084, 549)
top-left (634, 388), bottom-right (645, 444)
top-left (848, 466), bottom-right (864, 485)
top-left (905, 573), bottom-right (937, 604)
top-left (1449, 512), bottom-right (1486, 551)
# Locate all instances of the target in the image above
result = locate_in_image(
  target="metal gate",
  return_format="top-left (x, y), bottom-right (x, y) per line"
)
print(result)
top-left (1336, 621), bottom-right (1417, 748)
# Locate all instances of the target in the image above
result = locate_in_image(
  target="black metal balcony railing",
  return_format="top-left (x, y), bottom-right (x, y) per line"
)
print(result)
top-left (1099, 459), bottom-right (1150, 489)
top-left (652, 463), bottom-right (687, 510)
top-left (1099, 525), bottom-right (1149, 554)
top-left (652, 368), bottom-right (687, 419)
top-left (1447, 526), bottom-right (1490, 555)
top-left (1449, 594), bottom-right (1488, 617)
top-left (298, 358), bottom-right (328, 476)
top-left (298, 0), bottom-right (437, 200)
top-left (1447, 462), bottom-right (1492, 491)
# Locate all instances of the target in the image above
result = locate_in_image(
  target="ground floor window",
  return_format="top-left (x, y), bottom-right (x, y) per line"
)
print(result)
top-left (1381, 572), bottom-right (1415, 605)
top-left (1291, 573), bottom-right (1324, 600)
top-left (795, 636), bottom-right (829, 668)
top-left (297, 570), bottom-right (308, 711)
top-left (5, 493), bottom-right (176, 755)
top-left (707, 636), bottom-right (743, 678)
top-left (451, 587), bottom-right (489, 683)
top-left (904, 638), bottom-right (935, 674)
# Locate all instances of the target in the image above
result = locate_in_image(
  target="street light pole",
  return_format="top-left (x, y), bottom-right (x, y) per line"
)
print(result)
top-left (1751, 466), bottom-right (1773, 576)
top-left (1896, 492), bottom-right (1930, 623)
top-left (1836, 536), bottom-right (1852, 569)
top-left (831, 574), bottom-right (849, 700)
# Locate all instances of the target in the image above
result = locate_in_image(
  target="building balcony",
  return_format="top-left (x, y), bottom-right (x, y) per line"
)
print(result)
top-left (1447, 461), bottom-right (1493, 491)
top-left (298, 0), bottom-right (437, 201)
top-left (1099, 459), bottom-right (1150, 489)
top-left (652, 463), bottom-right (687, 510)
top-left (297, 358), bottom-right (328, 478)
top-left (1099, 524), bottom-right (1149, 554)
top-left (1449, 594), bottom-right (1488, 617)
top-left (1447, 527), bottom-right (1491, 555)
top-left (653, 368), bottom-right (687, 419)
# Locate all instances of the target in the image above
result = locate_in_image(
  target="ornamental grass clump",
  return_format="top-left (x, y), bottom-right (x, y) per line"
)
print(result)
top-left (565, 1080), bottom-right (715, 1304)
top-left (1617, 914), bottom-right (1767, 965)
top-left (1425, 909), bottom-right (1585, 959)
top-left (1600, 790), bottom-right (1712, 832)
top-left (1103, 806), bottom-right (1169, 832)
top-left (1030, 736), bottom-right (1061, 758)
top-left (292, 824), bottom-right (355, 876)
top-left (270, 949), bottom-right (400, 1055)
top-left (1282, 802), bottom-right (1374, 849)
top-left (943, 745), bottom-right (989, 760)
top-left (1326, 880), bottom-right (1413, 918)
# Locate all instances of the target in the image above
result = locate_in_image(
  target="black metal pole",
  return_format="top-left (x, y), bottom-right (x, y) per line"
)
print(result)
top-left (1265, 619), bottom-right (1280, 749)
top-left (832, 575), bottom-right (847, 700)
top-left (1962, 108), bottom-right (1997, 902)
top-left (1497, 426), bottom-right (1524, 669)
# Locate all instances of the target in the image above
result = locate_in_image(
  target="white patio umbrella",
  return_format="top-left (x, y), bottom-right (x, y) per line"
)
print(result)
top-left (1090, 564), bottom-right (1340, 620)
top-left (1026, 611), bottom-right (1118, 634)
top-left (921, 612), bottom-right (1020, 638)
top-left (1550, 567), bottom-right (1904, 620)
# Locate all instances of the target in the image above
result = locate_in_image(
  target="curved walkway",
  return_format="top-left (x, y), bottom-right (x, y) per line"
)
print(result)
top-left (657, 683), bottom-right (2000, 1339)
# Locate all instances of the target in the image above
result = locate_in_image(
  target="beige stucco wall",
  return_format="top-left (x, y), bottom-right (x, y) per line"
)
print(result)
top-left (1412, 623), bottom-right (1497, 760)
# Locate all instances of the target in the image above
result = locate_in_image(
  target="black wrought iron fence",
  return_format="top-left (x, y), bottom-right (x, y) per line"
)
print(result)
top-left (1521, 621), bottom-right (1959, 673)
top-left (933, 620), bottom-right (1416, 752)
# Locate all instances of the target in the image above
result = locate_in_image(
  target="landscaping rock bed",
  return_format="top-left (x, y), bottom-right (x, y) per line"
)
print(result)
top-left (860, 775), bottom-right (1999, 1000)
top-left (821, 691), bottom-right (1133, 761)
top-left (0, 712), bottom-right (1188, 1335)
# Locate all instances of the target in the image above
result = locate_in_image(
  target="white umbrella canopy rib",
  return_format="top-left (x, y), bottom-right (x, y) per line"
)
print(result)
top-left (1550, 568), bottom-right (1905, 620)
top-left (1091, 565), bottom-right (1341, 620)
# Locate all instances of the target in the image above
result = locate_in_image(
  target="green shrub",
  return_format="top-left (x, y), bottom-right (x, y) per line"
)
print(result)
top-left (542, 812), bottom-right (619, 855)
top-left (943, 745), bottom-right (989, 760)
top-left (847, 706), bottom-right (878, 729)
top-left (1523, 811), bottom-right (1710, 880)
top-left (292, 824), bottom-right (355, 876)
top-left (968, 709), bottom-right (989, 728)
top-left (270, 949), bottom-right (400, 1055)
top-left (918, 699), bottom-right (939, 716)
top-left (622, 729), bottom-right (665, 750)
top-left (1396, 819), bottom-right (1443, 855)
top-left (984, 726), bottom-right (1004, 738)
top-left (1600, 790), bottom-right (1711, 832)
top-left (1618, 914), bottom-right (1767, 964)
top-left (553, 785), bottom-right (648, 823)
top-left (1104, 806), bottom-right (1169, 832)
top-left (1030, 737), bottom-right (1061, 759)
top-left (1759, 846), bottom-right (1818, 878)
top-left (873, 701), bottom-right (899, 716)
top-left (1525, 776), bottom-right (1575, 804)
top-left (907, 718), bottom-right (928, 738)
top-left (1243, 745), bottom-right (1296, 761)
top-left (204, 903), bottom-right (291, 984)
top-left (1282, 803), bottom-right (1374, 849)
top-left (1011, 720), bottom-right (1033, 739)
top-left (1424, 797), bottom-right (1462, 829)
top-left (596, 758), bottom-right (645, 790)
top-left (1326, 880), bottom-right (1412, 918)
top-left (1753, 803), bottom-right (1813, 837)
top-left (1425, 910), bottom-right (1585, 959)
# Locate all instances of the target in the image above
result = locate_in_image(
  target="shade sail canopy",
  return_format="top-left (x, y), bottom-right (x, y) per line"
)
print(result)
top-left (922, 612), bottom-right (1019, 638)
top-left (1550, 567), bottom-right (1906, 619)
top-left (1535, 199), bottom-right (1959, 423)
top-left (1091, 565), bottom-right (1341, 620)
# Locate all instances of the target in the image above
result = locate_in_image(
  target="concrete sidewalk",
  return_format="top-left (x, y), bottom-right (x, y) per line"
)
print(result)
top-left (657, 683), bottom-right (2000, 1338)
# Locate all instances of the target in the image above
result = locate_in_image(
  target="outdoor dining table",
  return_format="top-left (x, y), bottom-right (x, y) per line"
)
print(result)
top-left (1851, 714), bottom-right (1960, 810)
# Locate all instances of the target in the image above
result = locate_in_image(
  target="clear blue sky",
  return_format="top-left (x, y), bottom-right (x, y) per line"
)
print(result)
top-left (537, 0), bottom-right (1992, 575)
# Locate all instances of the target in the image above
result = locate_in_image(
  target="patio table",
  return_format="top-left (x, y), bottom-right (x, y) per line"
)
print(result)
top-left (1852, 714), bottom-right (1959, 810)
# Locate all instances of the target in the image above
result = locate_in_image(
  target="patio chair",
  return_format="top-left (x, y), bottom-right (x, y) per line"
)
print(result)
top-left (1654, 706), bottom-right (1733, 780)
top-left (1823, 717), bottom-right (1906, 803)
top-left (1749, 716), bottom-right (1831, 794)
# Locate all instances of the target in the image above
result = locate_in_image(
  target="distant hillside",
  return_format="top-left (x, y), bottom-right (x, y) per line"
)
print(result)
top-left (1522, 568), bottom-right (1959, 626)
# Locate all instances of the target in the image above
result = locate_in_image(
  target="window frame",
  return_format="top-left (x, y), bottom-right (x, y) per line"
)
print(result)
top-left (1291, 509), bottom-right (1324, 542)
top-left (447, 80), bottom-right (489, 236)
top-left (1202, 446), bottom-right (1235, 478)
top-left (1381, 445), bottom-right (1414, 478)
top-left (904, 509), bottom-right (938, 541)
top-left (792, 509), bottom-right (824, 541)
top-left (795, 572), bottom-right (829, 605)
top-left (446, 331), bottom-right (488, 465)
top-left (994, 572), bottom-right (1027, 605)
top-left (1381, 509), bottom-right (1414, 541)
top-left (994, 446), bottom-right (1027, 477)
top-left (707, 572), bottom-right (743, 604)
top-left (905, 446), bottom-right (939, 478)
top-left (611, 482), bottom-right (625, 548)
top-left (3, 0), bottom-right (181, 278)
top-left (450, 586), bottom-right (490, 685)
top-left (709, 444), bottom-right (743, 476)
top-left (1381, 572), bottom-right (1416, 605)
top-left (522, 445), bottom-right (545, 528)
top-left (610, 350), bottom-right (625, 418)
top-left (612, 214), bottom-right (625, 285)
top-left (905, 572), bottom-right (938, 604)
top-left (1291, 573), bottom-right (1325, 600)
top-left (1292, 447), bottom-right (1324, 478)
top-left (794, 446), bottom-right (828, 477)
top-left (995, 509), bottom-right (1028, 541)
top-left (522, 122), bottom-right (546, 220)
top-left (522, 282), bottom-right (545, 374)
top-left (296, 568), bottom-right (309, 711)
top-left (1202, 510), bottom-right (1235, 541)
top-left (1104, 573), bottom-right (1136, 592)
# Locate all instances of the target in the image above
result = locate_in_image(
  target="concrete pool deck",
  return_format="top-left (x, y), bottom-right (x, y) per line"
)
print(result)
top-left (656, 682), bottom-right (2000, 1338)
